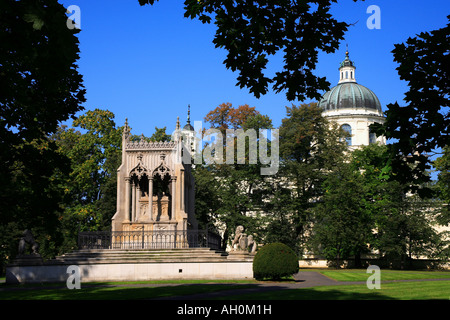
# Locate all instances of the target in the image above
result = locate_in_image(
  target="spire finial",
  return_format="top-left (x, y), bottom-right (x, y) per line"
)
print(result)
top-left (346, 44), bottom-right (349, 56)
top-left (176, 116), bottom-right (180, 130)
top-left (123, 118), bottom-right (130, 138)
top-left (187, 104), bottom-right (191, 124)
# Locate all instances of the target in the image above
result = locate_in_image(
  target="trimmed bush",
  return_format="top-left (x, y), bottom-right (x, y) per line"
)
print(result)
top-left (252, 242), bottom-right (299, 280)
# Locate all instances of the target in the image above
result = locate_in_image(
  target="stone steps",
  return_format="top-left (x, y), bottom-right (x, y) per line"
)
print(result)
top-left (47, 248), bottom-right (232, 265)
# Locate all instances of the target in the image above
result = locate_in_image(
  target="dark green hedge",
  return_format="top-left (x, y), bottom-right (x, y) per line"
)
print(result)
top-left (252, 242), bottom-right (299, 280)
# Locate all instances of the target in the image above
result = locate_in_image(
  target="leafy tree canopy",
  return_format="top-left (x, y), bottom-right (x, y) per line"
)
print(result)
top-left (0, 0), bottom-right (85, 141)
top-left (270, 103), bottom-right (348, 253)
top-left (50, 109), bottom-right (122, 253)
top-left (372, 16), bottom-right (450, 195)
top-left (149, 126), bottom-right (172, 142)
top-left (434, 146), bottom-right (450, 226)
top-left (0, 0), bottom-right (85, 269)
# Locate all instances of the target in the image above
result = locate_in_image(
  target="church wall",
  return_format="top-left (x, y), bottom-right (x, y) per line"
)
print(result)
top-left (323, 112), bottom-right (386, 148)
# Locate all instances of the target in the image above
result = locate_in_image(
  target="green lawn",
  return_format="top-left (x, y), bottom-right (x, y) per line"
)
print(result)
top-left (314, 269), bottom-right (450, 282)
top-left (220, 280), bottom-right (450, 300)
top-left (1, 270), bottom-right (449, 300)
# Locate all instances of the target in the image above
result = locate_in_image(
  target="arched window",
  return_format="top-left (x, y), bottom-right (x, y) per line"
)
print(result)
top-left (369, 130), bottom-right (377, 144)
top-left (350, 71), bottom-right (353, 79)
top-left (341, 124), bottom-right (352, 146)
top-left (345, 71), bottom-right (348, 79)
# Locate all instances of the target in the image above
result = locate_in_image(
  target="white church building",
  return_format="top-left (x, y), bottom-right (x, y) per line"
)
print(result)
top-left (318, 49), bottom-right (386, 148)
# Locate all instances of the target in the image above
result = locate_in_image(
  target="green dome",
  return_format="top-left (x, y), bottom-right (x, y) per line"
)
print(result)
top-left (183, 123), bottom-right (194, 131)
top-left (318, 82), bottom-right (382, 113)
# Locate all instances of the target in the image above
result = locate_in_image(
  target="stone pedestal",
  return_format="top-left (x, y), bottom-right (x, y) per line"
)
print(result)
top-left (156, 194), bottom-right (170, 221)
top-left (10, 254), bottom-right (44, 266)
top-left (227, 251), bottom-right (254, 262)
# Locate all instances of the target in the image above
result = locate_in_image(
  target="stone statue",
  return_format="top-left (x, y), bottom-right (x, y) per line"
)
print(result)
top-left (232, 225), bottom-right (245, 251)
top-left (247, 235), bottom-right (257, 254)
top-left (228, 225), bottom-right (258, 260)
top-left (231, 225), bottom-right (258, 254)
top-left (18, 229), bottom-right (40, 256)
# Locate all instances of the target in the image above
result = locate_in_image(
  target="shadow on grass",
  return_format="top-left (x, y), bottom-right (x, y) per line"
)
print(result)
top-left (3, 280), bottom-right (447, 300)
top-left (215, 286), bottom-right (393, 300)
top-left (0, 283), bottom-right (259, 300)
top-left (157, 282), bottom-right (394, 301)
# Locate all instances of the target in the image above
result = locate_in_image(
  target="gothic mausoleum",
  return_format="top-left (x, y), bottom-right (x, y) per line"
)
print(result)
top-left (105, 113), bottom-right (203, 249)
top-left (112, 117), bottom-right (197, 233)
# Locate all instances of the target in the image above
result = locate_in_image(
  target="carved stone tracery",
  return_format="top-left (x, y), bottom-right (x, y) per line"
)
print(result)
top-left (130, 153), bottom-right (148, 181)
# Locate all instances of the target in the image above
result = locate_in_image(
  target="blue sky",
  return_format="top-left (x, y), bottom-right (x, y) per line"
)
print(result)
top-left (60, 0), bottom-right (450, 138)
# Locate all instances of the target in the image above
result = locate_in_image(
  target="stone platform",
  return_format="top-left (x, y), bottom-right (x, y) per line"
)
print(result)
top-left (6, 248), bottom-right (255, 284)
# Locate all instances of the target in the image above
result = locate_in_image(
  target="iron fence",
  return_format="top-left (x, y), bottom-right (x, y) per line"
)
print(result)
top-left (78, 229), bottom-right (222, 250)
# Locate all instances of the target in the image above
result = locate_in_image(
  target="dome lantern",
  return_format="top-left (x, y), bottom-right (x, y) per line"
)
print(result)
top-left (338, 47), bottom-right (356, 84)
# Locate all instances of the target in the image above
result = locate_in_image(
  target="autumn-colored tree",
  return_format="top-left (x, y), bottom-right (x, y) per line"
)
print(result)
top-left (204, 102), bottom-right (234, 133)
top-left (204, 103), bottom-right (260, 133)
top-left (228, 104), bottom-right (260, 129)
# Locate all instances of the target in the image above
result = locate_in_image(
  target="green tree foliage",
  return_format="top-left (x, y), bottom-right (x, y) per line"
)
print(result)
top-left (52, 109), bottom-right (122, 251)
top-left (372, 16), bottom-right (450, 196)
top-left (434, 146), bottom-right (450, 226)
top-left (312, 143), bottom-right (443, 268)
top-left (253, 243), bottom-right (299, 280)
top-left (194, 103), bottom-right (273, 248)
top-left (149, 126), bottom-right (172, 142)
top-left (262, 181), bottom-right (298, 251)
top-left (138, 0), bottom-right (359, 101)
top-left (191, 165), bottom-right (222, 230)
top-left (0, 0), bottom-right (85, 271)
top-left (311, 163), bottom-right (372, 268)
top-left (273, 103), bottom-right (348, 253)
top-left (0, 0), bottom-right (85, 140)
top-left (432, 148), bottom-right (450, 261)
top-left (375, 192), bottom-right (441, 269)
top-left (352, 145), bottom-right (437, 266)
top-left (352, 144), bottom-right (440, 268)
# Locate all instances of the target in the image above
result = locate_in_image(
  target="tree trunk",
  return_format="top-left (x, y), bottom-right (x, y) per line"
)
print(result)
top-left (354, 250), bottom-right (362, 268)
